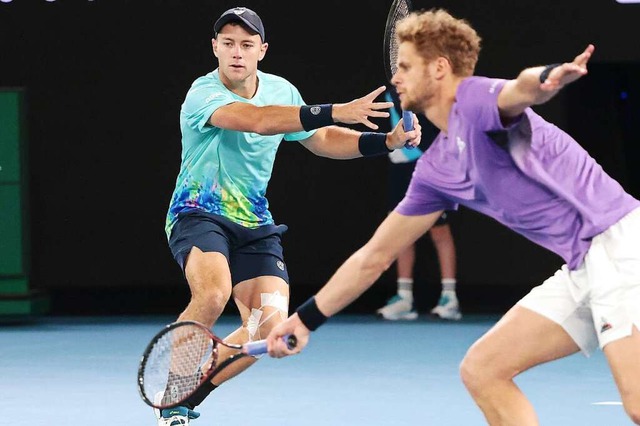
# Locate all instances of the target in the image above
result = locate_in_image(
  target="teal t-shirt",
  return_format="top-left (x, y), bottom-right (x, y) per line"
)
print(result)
top-left (165, 69), bottom-right (315, 238)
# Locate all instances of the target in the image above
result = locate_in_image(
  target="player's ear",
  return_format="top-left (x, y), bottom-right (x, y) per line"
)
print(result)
top-left (212, 38), bottom-right (219, 58)
top-left (434, 56), bottom-right (450, 78)
top-left (258, 42), bottom-right (268, 61)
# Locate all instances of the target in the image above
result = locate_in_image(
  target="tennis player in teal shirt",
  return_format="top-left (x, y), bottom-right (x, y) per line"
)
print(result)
top-left (157, 6), bottom-right (422, 425)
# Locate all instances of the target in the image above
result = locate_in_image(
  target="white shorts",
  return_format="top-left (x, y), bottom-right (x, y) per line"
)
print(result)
top-left (518, 207), bottom-right (640, 356)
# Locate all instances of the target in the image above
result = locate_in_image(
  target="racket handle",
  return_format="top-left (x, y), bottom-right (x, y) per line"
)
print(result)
top-left (402, 110), bottom-right (415, 149)
top-left (242, 334), bottom-right (297, 356)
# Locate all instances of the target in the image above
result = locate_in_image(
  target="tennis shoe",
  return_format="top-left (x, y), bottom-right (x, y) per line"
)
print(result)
top-left (154, 392), bottom-right (200, 425)
top-left (376, 295), bottom-right (418, 320)
top-left (430, 292), bottom-right (462, 321)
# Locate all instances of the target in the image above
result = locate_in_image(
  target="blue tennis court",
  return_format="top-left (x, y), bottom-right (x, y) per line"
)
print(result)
top-left (0, 314), bottom-right (629, 425)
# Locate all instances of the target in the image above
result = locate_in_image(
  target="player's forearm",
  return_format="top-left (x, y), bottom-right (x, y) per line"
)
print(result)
top-left (516, 67), bottom-right (561, 105)
top-left (210, 104), bottom-right (335, 135)
top-left (498, 67), bottom-right (561, 117)
top-left (314, 249), bottom-right (391, 317)
top-left (310, 127), bottom-right (364, 159)
top-left (304, 127), bottom-right (396, 159)
top-left (252, 105), bottom-right (317, 135)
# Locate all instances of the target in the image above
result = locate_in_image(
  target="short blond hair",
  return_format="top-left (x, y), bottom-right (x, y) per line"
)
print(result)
top-left (396, 8), bottom-right (481, 77)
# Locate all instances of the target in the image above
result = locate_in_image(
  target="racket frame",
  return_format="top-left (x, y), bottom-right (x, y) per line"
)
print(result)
top-left (383, 0), bottom-right (415, 138)
top-left (383, 0), bottom-right (413, 82)
top-left (137, 320), bottom-right (295, 409)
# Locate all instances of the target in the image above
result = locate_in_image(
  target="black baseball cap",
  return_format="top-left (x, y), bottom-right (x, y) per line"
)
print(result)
top-left (214, 7), bottom-right (265, 42)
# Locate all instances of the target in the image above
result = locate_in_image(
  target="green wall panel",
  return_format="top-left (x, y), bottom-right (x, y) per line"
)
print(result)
top-left (0, 91), bottom-right (21, 183)
top-left (0, 184), bottom-right (23, 275)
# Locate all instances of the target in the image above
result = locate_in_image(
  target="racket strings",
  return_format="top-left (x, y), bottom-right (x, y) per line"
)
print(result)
top-left (389, 4), bottom-right (410, 75)
top-left (142, 325), bottom-right (216, 407)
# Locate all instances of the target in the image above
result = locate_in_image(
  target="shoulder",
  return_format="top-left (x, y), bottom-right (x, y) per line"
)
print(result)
top-left (456, 76), bottom-right (506, 99)
top-left (182, 71), bottom-right (233, 113)
top-left (189, 71), bottom-right (225, 92)
top-left (256, 71), bottom-right (305, 104)
top-left (257, 70), bottom-right (295, 86)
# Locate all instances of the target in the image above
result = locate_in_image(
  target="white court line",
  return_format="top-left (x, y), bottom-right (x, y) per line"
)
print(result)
top-left (591, 401), bottom-right (623, 406)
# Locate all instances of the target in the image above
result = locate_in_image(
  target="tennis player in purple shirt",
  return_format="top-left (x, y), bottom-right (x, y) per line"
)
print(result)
top-left (267, 8), bottom-right (640, 425)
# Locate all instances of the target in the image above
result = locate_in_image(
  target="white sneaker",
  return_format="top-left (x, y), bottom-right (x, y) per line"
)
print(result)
top-left (430, 292), bottom-right (462, 320)
top-left (376, 295), bottom-right (418, 320)
top-left (154, 392), bottom-right (200, 425)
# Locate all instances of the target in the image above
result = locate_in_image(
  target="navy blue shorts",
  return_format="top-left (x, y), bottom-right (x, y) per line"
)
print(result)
top-left (168, 210), bottom-right (289, 285)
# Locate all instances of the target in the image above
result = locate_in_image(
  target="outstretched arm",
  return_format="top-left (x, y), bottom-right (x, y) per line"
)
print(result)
top-left (299, 112), bottom-right (421, 159)
top-left (266, 210), bottom-right (441, 358)
top-left (498, 44), bottom-right (595, 119)
top-left (209, 86), bottom-right (395, 135)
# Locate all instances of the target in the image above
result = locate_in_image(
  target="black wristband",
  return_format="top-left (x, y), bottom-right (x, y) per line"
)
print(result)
top-left (539, 63), bottom-right (562, 83)
top-left (299, 104), bottom-right (334, 131)
top-left (296, 296), bottom-right (328, 331)
top-left (358, 132), bottom-right (391, 157)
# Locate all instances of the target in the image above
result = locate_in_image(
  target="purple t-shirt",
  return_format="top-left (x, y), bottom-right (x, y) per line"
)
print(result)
top-left (396, 76), bottom-right (639, 269)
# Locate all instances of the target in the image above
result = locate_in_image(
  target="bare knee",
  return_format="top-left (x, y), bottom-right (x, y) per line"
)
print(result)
top-left (245, 297), bottom-right (289, 340)
top-left (623, 399), bottom-right (640, 425)
top-left (459, 347), bottom-right (485, 394)
top-left (186, 272), bottom-right (231, 314)
top-left (429, 224), bottom-right (452, 246)
top-left (460, 343), bottom-right (512, 395)
top-left (253, 308), bottom-right (284, 337)
top-left (191, 286), bottom-right (229, 309)
top-left (184, 250), bottom-right (231, 302)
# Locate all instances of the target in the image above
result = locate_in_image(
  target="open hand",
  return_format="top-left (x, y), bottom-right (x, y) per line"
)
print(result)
top-left (540, 44), bottom-right (595, 91)
top-left (332, 86), bottom-right (394, 130)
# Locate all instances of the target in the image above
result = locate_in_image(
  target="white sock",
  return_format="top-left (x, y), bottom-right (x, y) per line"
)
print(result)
top-left (397, 278), bottom-right (413, 300)
top-left (441, 278), bottom-right (456, 293)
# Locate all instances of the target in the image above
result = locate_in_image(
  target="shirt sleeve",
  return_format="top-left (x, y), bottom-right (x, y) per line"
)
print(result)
top-left (394, 178), bottom-right (457, 216)
top-left (456, 77), bottom-right (508, 132)
top-left (181, 81), bottom-right (236, 133)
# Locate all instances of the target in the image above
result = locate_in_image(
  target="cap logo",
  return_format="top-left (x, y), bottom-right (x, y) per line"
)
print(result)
top-left (233, 7), bottom-right (247, 15)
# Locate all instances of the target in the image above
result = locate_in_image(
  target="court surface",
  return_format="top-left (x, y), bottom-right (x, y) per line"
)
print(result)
top-left (0, 314), bottom-right (631, 425)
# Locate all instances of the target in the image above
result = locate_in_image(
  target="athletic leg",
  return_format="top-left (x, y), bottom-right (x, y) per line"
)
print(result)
top-left (396, 243), bottom-right (416, 280)
top-left (209, 275), bottom-right (290, 385)
top-left (460, 305), bottom-right (580, 425)
top-left (377, 242), bottom-right (418, 320)
top-left (378, 161), bottom-right (420, 320)
top-left (178, 247), bottom-right (232, 327)
top-left (590, 208), bottom-right (640, 424)
top-left (429, 218), bottom-right (461, 320)
top-left (603, 326), bottom-right (640, 424)
top-left (429, 222), bottom-right (456, 281)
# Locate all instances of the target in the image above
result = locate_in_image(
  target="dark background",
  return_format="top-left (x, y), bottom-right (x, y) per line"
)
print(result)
top-left (1, 0), bottom-right (639, 315)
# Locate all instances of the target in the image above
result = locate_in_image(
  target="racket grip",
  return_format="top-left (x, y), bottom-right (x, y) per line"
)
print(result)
top-left (243, 334), bottom-right (297, 356)
top-left (402, 110), bottom-right (415, 149)
top-left (402, 110), bottom-right (414, 131)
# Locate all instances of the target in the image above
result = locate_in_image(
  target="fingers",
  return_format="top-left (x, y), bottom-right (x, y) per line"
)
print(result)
top-left (363, 85), bottom-right (387, 100)
top-left (357, 108), bottom-right (391, 129)
top-left (573, 44), bottom-right (594, 67)
top-left (333, 87), bottom-right (393, 126)
top-left (374, 101), bottom-right (395, 110)
top-left (268, 336), bottom-right (297, 358)
top-left (540, 61), bottom-right (589, 92)
top-left (403, 129), bottom-right (421, 148)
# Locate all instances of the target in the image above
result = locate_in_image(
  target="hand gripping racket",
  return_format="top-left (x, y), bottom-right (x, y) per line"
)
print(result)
top-left (383, 0), bottom-right (415, 146)
top-left (137, 320), bottom-right (297, 409)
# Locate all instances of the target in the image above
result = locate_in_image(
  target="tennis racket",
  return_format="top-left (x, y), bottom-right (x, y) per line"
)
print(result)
top-left (137, 320), bottom-right (297, 409)
top-left (383, 0), bottom-right (415, 145)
